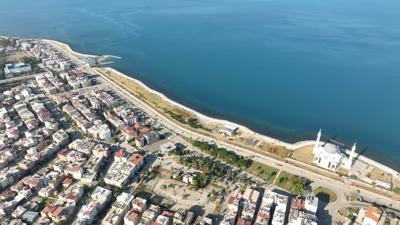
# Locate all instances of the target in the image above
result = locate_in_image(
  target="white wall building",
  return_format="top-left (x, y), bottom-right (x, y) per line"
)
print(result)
top-left (4, 63), bottom-right (32, 76)
top-left (312, 130), bottom-right (348, 171)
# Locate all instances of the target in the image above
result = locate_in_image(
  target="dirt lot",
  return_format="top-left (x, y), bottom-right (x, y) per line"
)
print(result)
top-left (134, 160), bottom-right (223, 215)
top-left (368, 168), bottom-right (392, 183)
top-left (153, 178), bottom-right (221, 215)
top-left (291, 145), bottom-right (314, 164)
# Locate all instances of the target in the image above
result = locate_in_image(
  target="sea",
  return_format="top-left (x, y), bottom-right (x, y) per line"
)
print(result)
top-left (1, 0), bottom-right (399, 170)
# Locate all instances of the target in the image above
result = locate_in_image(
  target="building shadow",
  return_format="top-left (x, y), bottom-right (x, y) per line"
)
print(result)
top-left (135, 191), bottom-right (153, 200)
top-left (207, 213), bottom-right (224, 225)
top-left (189, 205), bottom-right (205, 216)
top-left (151, 195), bottom-right (164, 205)
top-left (353, 146), bottom-right (368, 163)
top-left (317, 200), bottom-right (332, 225)
top-left (143, 154), bottom-right (157, 169)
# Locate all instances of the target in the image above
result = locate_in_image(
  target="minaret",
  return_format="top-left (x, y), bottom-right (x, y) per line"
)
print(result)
top-left (313, 129), bottom-right (322, 154)
top-left (346, 143), bottom-right (356, 170)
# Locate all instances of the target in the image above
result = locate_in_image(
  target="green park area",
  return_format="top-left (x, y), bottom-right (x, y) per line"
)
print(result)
top-left (276, 171), bottom-right (310, 195)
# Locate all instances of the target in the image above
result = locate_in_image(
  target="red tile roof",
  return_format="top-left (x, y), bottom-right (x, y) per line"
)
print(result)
top-left (52, 206), bottom-right (65, 217)
top-left (62, 178), bottom-right (73, 185)
top-left (42, 205), bottom-right (57, 215)
top-left (161, 211), bottom-right (174, 218)
top-left (129, 154), bottom-right (144, 165)
top-left (236, 219), bottom-right (251, 225)
top-left (140, 127), bottom-right (150, 134)
top-left (228, 196), bottom-right (236, 205)
top-left (114, 149), bottom-right (127, 158)
top-left (365, 206), bottom-right (383, 223)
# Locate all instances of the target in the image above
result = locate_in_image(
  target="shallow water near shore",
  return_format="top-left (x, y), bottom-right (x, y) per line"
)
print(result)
top-left (1, 0), bottom-right (400, 170)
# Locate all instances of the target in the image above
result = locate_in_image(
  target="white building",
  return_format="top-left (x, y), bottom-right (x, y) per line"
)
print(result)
top-left (88, 123), bottom-right (111, 140)
top-left (312, 130), bottom-right (348, 171)
top-left (272, 193), bottom-right (289, 225)
top-left (219, 124), bottom-right (239, 136)
top-left (52, 129), bottom-right (69, 145)
top-left (345, 143), bottom-right (357, 170)
top-left (4, 63), bottom-right (32, 76)
top-left (75, 186), bottom-right (112, 224)
top-left (304, 195), bottom-right (319, 213)
top-left (288, 195), bottom-right (319, 225)
top-left (91, 186), bottom-right (112, 205)
top-left (102, 192), bottom-right (134, 225)
top-left (241, 188), bottom-right (260, 222)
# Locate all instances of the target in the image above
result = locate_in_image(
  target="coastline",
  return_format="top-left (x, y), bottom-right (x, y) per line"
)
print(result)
top-left (106, 67), bottom-right (400, 178)
top-left (43, 38), bottom-right (399, 178)
top-left (43, 39), bottom-right (98, 58)
top-left (105, 67), bottom-right (316, 151)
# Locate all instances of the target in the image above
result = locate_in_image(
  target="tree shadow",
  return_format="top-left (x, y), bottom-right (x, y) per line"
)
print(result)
top-left (151, 194), bottom-right (164, 205)
top-left (135, 191), bottom-right (153, 200)
top-left (189, 205), bottom-right (205, 216)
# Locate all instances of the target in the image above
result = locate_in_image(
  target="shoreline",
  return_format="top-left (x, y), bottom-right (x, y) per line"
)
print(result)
top-left (42, 38), bottom-right (399, 177)
top-left (106, 67), bottom-right (316, 150)
top-left (43, 39), bottom-right (98, 58)
top-left (106, 67), bottom-right (400, 178)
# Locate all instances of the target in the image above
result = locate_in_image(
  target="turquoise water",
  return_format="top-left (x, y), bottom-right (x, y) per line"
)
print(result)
top-left (1, 0), bottom-right (399, 169)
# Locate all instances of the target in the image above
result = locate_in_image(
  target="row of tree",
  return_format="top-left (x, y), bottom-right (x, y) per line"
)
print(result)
top-left (192, 140), bottom-right (253, 169)
top-left (178, 154), bottom-right (254, 186)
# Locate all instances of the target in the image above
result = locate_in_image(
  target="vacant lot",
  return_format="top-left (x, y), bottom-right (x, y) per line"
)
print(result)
top-left (257, 141), bottom-right (290, 158)
top-left (368, 168), bottom-right (392, 183)
top-left (153, 178), bottom-right (221, 215)
top-left (291, 145), bottom-right (314, 164)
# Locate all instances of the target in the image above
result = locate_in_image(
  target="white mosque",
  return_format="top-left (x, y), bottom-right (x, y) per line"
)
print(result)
top-left (312, 129), bottom-right (356, 172)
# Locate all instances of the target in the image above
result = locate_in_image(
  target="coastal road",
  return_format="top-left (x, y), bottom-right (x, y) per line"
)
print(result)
top-left (48, 40), bottom-right (400, 217)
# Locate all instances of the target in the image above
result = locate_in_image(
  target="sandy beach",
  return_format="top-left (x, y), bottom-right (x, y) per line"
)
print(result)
top-left (43, 39), bottom-right (98, 58)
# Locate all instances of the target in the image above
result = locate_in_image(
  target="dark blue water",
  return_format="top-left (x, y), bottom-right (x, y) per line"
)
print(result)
top-left (1, 0), bottom-right (399, 170)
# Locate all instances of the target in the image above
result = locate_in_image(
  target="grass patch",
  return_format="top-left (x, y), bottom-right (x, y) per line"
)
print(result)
top-left (339, 207), bottom-right (360, 220)
top-left (393, 187), bottom-right (400, 196)
top-left (163, 109), bottom-right (209, 131)
top-left (314, 186), bottom-right (337, 203)
top-left (246, 161), bottom-right (278, 183)
top-left (367, 168), bottom-right (392, 183)
top-left (258, 141), bottom-right (290, 158)
top-left (133, 183), bottom-right (154, 196)
top-left (100, 68), bottom-right (192, 117)
top-left (276, 171), bottom-right (310, 195)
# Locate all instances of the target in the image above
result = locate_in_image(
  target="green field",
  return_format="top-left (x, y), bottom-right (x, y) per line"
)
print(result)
top-left (246, 161), bottom-right (278, 183)
top-left (275, 171), bottom-right (310, 195)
